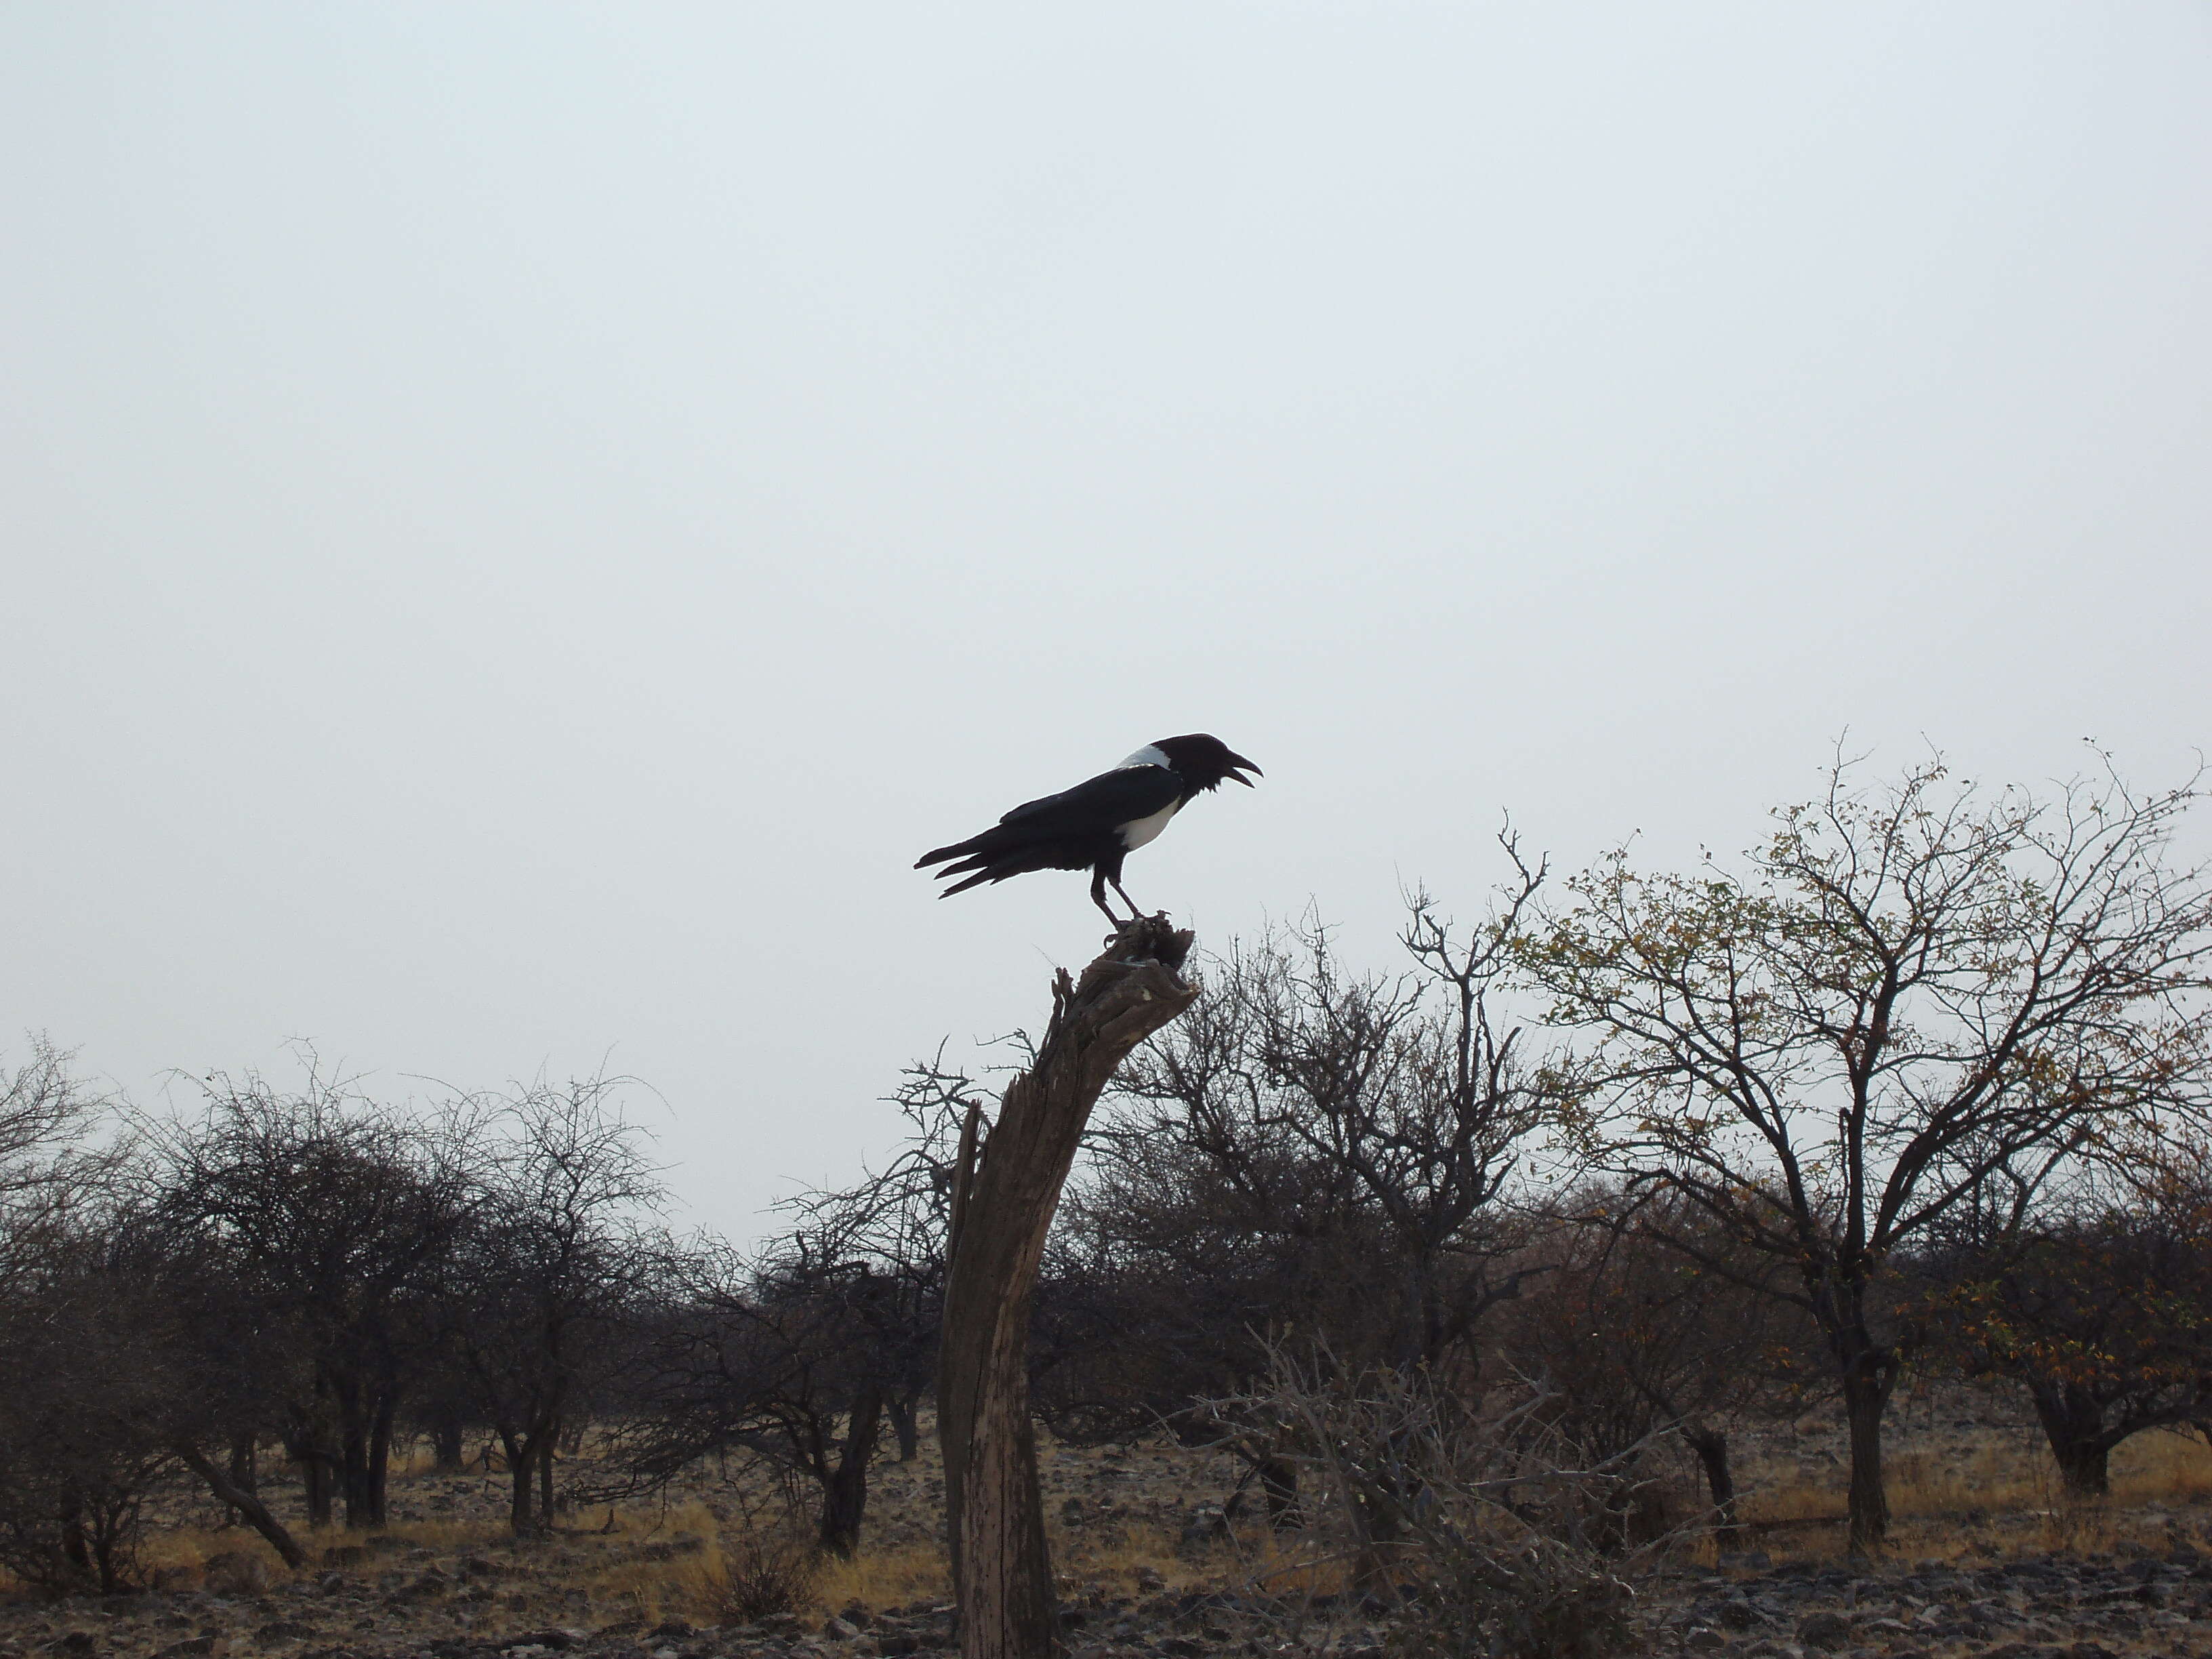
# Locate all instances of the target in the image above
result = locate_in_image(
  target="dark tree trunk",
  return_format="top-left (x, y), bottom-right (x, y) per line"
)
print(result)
top-left (304, 1454), bottom-right (333, 1529)
top-left (939, 918), bottom-right (1200, 1659)
top-left (285, 1424), bottom-right (336, 1530)
top-left (429, 1406), bottom-right (467, 1473)
top-left (1841, 1357), bottom-right (1893, 1556)
top-left (501, 1427), bottom-right (542, 1535)
top-left (60, 1500), bottom-right (91, 1581)
top-left (336, 1374), bottom-right (374, 1530)
top-left (367, 1392), bottom-right (395, 1528)
top-left (1679, 1420), bottom-right (1738, 1538)
top-left (175, 1442), bottom-right (310, 1568)
top-left (890, 1392), bottom-right (922, 1462)
top-left (341, 1416), bottom-right (386, 1529)
top-left (2030, 1381), bottom-right (2114, 1498)
top-left (537, 1432), bottom-right (556, 1528)
top-left (819, 1386), bottom-right (887, 1557)
top-left (227, 1435), bottom-right (258, 1496)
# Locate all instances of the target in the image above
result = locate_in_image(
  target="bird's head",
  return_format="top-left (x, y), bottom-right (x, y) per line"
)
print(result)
top-left (1149, 733), bottom-right (1263, 792)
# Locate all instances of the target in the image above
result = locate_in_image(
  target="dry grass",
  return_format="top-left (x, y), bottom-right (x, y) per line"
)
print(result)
top-left (1688, 1404), bottom-right (2212, 1570)
top-left (27, 1398), bottom-right (2212, 1609)
top-left (813, 1544), bottom-right (947, 1612)
top-left (1736, 1425), bottom-right (2212, 1529)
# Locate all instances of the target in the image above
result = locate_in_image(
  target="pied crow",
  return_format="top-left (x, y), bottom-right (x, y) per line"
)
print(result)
top-left (916, 734), bottom-right (1261, 925)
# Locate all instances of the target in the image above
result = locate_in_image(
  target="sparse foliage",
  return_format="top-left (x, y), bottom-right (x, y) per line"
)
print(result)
top-left (1521, 753), bottom-right (2212, 1551)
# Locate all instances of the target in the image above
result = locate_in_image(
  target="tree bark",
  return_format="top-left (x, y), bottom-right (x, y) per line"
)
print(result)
top-left (429, 1405), bottom-right (467, 1474)
top-left (302, 1453), bottom-right (333, 1529)
top-left (1841, 1357), bottom-right (1893, 1557)
top-left (2030, 1382), bottom-right (2115, 1498)
top-left (1679, 1421), bottom-right (1737, 1539)
top-left (500, 1426), bottom-right (544, 1534)
top-left (285, 1418), bottom-right (335, 1530)
top-left (819, 1385), bottom-right (887, 1557)
top-left (368, 1391), bottom-right (395, 1528)
top-left (226, 1434), bottom-right (258, 1496)
top-left (890, 1392), bottom-right (922, 1463)
top-left (939, 918), bottom-right (1200, 1659)
top-left (174, 1442), bottom-right (311, 1568)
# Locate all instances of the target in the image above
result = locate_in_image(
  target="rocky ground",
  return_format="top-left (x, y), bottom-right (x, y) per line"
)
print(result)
top-left (17, 1543), bottom-right (2212, 1659)
top-left (1656, 1549), bottom-right (2212, 1659)
top-left (9, 1399), bottom-right (2212, 1659)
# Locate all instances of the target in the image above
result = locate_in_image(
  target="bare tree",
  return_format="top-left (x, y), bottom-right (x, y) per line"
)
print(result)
top-left (143, 1059), bottom-right (478, 1528)
top-left (777, 1056), bottom-right (971, 1463)
top-left (1089, 858), bottom-right (1559, 1377)
top-left (435, 1075), bottom-right (667, 1534)
top-left (107, 1212), bottom-right (316, 1566)
top-left (616, 1233), bottom-right (900, 1557)
top-left (1521, 754), bottom-right (2212, 1552)
top-left (0, 1047), bottom-right (163, 1594)
top-left (0, 1237), bottom-right (172, 1593)
top-left (0, 1036), bottom-right (109, 1290)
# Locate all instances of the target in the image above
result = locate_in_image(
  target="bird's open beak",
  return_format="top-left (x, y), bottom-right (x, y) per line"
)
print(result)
top-left (1225, 752), bottom-right (1262, 786)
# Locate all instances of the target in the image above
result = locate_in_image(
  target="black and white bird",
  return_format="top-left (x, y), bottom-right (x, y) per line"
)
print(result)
top-left (916, 735), bottom-right (1262, 925)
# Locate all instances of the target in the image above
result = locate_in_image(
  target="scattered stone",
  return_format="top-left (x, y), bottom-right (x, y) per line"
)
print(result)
top-left (1176, 1507), bottom-right (1226, 1549)
top-left (1715, 1599), bottom-right (1760, 1630)
top-left (1795, 1610), bottom-right (1851, 1650)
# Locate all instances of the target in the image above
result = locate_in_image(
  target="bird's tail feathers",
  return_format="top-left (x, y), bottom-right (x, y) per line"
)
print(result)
top-left (937, 868), bottom-right (1004, 899)
top-left (915, 837), bottom-right (983, 869)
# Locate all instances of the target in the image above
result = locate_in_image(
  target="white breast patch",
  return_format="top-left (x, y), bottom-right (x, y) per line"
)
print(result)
top-left (1117, 798), bottom-right (1183, 851)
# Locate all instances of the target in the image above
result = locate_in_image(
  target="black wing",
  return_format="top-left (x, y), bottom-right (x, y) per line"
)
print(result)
top-left (916, 764), bottom-right (1182, 894)
top-left (997, 765), bottom-right (1181, 835)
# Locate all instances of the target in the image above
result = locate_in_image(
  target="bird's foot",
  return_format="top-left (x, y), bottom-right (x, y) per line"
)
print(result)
top-left (1103, 909), bottom-right (1171, 945)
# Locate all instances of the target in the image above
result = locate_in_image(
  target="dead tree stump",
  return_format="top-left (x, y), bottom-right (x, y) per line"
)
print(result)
top-left (938, 916), bottom-right (1200, 1659)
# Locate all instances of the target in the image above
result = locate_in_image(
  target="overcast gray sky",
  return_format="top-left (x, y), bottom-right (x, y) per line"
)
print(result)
top-left (5, 3), bottom-right (2208, 1237)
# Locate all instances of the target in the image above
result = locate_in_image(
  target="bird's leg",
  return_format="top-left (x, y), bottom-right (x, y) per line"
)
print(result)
top-left (1109, 875), bottom-right (1152, 922)
top-left (1090, 871), bottom-right (1132, 928)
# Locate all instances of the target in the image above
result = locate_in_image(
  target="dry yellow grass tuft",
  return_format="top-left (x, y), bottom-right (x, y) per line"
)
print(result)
top-left (812, 1544), bottom-right (948, 1612)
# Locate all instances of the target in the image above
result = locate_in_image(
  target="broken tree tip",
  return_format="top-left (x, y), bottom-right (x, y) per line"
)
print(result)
top-left (1101, 914), bottom-right (1195, 977)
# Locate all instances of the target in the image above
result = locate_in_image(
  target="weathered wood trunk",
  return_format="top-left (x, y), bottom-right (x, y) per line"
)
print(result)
top-left (938, 918), bottom-right (1200, 1659)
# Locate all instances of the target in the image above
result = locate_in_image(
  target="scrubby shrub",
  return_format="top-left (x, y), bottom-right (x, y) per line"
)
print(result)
top-left (706, 1525), bottom-right (820, 1622)
top-left (1214, 1343), bottom-right (1671, 1659)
